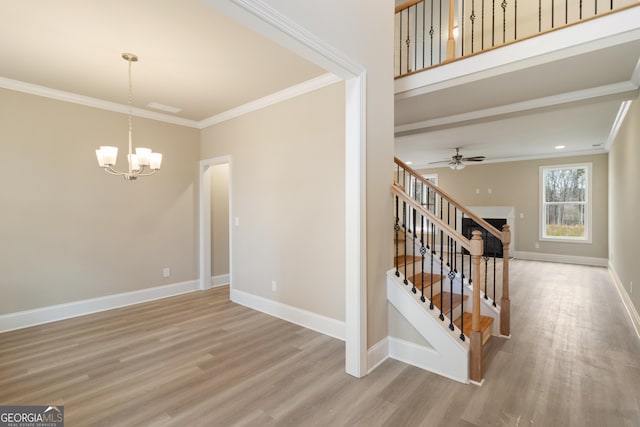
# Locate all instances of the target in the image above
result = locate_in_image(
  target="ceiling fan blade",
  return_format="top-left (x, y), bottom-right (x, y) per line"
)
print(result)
top-left (461, 156), bottom-right (486, 162)
top-left (428, 160), bottom-right (452, 164)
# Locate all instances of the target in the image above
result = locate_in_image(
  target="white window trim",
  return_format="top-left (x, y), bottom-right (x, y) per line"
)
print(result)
top-left (539, 162), bottom-right (593, 244)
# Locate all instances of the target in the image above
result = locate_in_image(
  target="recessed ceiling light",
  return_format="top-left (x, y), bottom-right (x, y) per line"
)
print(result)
top-left (406, 161), bottom-right (413, 165)
top-left (555, 145), bottom-right (565, 150)
top-left (147, 102), bottom-right (182, 114)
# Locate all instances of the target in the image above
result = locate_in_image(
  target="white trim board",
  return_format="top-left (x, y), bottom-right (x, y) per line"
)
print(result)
top-left (0, 280), bottom-right (199, 333)
top-left (0, 73), bottom-right (341, 131)
top-left (211, 274), bottom-right (230, 287)
top-left (609, 263), bottom-right (640, 340)
top-left (366, 335), bottom-right (469, 384)
top-left (367, 337), bottom-right (390, 374)
top-left (230, 288), bottom-right (345, 341)
top-left (199, 73), bottom-right (341, 128)
top-left (513, 251), bottom-right (608, 267)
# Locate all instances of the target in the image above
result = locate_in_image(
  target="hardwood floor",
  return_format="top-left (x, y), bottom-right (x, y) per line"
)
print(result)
top-left (1, 260), bottom-right (639, 426)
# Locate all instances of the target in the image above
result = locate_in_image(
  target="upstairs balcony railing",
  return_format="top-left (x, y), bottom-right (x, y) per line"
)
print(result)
top-left (395, 0), bottom-right (639, 77)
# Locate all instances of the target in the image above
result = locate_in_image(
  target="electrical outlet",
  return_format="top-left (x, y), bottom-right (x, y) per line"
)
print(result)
top-left (535, 243), bottom-right (540, 249)
top-left (272, 281), bottom-right (277, 292)
top-left (520, 213), bottom-right (525, 219)
top-left (235, 217), bottom-right (240, 226)
top-left (163, 267), bottom-right (170, 278)
top-left (488, 188), bottom-right (493, 194)
top-left (475, 188), bottom-right (480, 194)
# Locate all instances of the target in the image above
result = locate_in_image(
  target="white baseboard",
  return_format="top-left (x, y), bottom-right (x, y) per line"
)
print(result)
top-left (513, 251), bottom-right (608, 267)
top-left (609, 263), bottom-right (640, 340)
top-left (230, 288), bottom-right (345, 341)
top-left (0, 280), bottom-right (200, 333)
top-left (211, 274), bottom-right (230, 288)
top-left (367, 337), bottom-right (389, 374)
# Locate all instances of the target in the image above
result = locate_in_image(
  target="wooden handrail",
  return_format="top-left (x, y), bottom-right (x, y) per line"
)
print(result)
top-left (395, 0), bottom-right (423, 14)
top-left (392, 183), bottom-right (472, 252)
top-left (394, 157), bottom-right (504, 242)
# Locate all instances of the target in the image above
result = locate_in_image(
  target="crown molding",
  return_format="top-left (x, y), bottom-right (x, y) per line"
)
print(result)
top-left (0, 76), bottom-right (201, 128)
top-left (198, 72), bottom-right (341, 129)
top-left (231, 0), bottom-right (364, 78)
top-left (605, 99), bottom-right (633, 151)
top-left (395, 80), bottom-right (639, 135)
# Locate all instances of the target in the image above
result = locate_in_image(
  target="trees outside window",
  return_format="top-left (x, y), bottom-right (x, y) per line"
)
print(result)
top-left (540, 163), bottom-right (591, 242)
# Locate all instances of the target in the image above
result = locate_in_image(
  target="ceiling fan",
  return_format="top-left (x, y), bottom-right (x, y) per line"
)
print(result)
top-left (429, 147), bottom-right (486, 170)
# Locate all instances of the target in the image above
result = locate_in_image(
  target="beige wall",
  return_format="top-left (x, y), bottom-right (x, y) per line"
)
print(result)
top-left (0, 88), bottom-right (200, 315)
top-left (609, 96), bottom-right (640, 313)
top-left (210, 163), bottom-right (230, 278)
top-left (416, 154), bottom-right (609, 259)
top-left (262, 0), bottom-right (396, 346)
top-left (201, 83), bottom-right (346, 321)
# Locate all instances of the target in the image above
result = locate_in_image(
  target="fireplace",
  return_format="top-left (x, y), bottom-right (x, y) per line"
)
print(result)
top-left (462, 217), bottom-right (507, 258)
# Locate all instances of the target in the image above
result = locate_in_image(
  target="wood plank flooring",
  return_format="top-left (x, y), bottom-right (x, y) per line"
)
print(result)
top-left (1, 260), bottom-right (640, 426)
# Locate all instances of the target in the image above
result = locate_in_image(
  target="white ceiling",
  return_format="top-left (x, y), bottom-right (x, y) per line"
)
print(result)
top-left (395, 11), bottom-right (640, 169)
top-left (0, 0), bottom-right (326, 122)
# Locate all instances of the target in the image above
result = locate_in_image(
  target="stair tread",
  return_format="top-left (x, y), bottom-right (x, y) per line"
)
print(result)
top-left (431, 292), bottom-right (468, 315)
top-left (395, 255), bottom-right (421, 267)
top-left (454, 312), bottom-right (494, 339)
top-left (407, 272), bottom-right (442, 288)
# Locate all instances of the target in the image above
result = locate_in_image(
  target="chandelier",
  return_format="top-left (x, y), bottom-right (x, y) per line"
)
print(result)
top-left (95, 53), bottom-right (163, 180)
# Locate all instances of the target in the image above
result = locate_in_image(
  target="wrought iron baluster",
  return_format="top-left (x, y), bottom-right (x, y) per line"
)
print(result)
top-left (439, 0), bottom-right (443, 63)
top-left (405, 8), bottom-right (411, 73)
top-left (501, 0), bottom-right (507, 43)
top-left (395, 195), bottom-right (400, 277)
top-left (422, 1), bottom-right (426, 69)
top-left (399, 10), bottom-right (403, 75)
top-left (538, 0), bottom-right (541, 32)
top-left (493, 235), bottom-right (497, 307)
top-left (566, 0), bottom-right (568, 24)
top-left (514, 0), bottom-right (517, 40)
top-left (483, 229), bottom-right (489, 299)
top-left (470, 0), bottom-right (476, 54)
top-left (482, 0), bottom-right (485, 50)
top-left (412, 207), bottom-right (417, 293)
top-left (580, 0), bottom-right (582, 20)
top-left (440, 227), bottom-right (445, 321)
top-left (403, 200), bottom-right (408, 285)
top-left (448, 266), bottom-right (455, 330)
top-left (420, 210), bottom-right (426, 302)
top-left (552, 0), bottom-right (555, 28)
top-left (460, 227), bottom-right (466, 341)
top-left (430, 0), bottom-right (435, 66)
top-left (492, 0), bottom-right (496, 47)
top-left (413, 4), bottom-right (418, 72)
top-left (462, 0), bottom-right (466, 55)
top-left (430, 220), bottom-right (435, 309)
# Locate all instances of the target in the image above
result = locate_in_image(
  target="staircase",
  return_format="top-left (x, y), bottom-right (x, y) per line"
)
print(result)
top-left (389, 158), bottom-right (511, 384)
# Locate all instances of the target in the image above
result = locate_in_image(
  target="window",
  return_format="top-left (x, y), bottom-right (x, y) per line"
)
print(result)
top-left (540, 163), bottom-right (592, 242)
top-left (404, 174), bottom-right (438, 232)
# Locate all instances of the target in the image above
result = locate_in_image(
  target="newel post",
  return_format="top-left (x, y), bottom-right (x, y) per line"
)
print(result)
top-left (446, 0), bottom-right (456, 61)
top-left (470, 230), bottom-right (483, 383)
top-left (500, 225), bottom-right (511, 337)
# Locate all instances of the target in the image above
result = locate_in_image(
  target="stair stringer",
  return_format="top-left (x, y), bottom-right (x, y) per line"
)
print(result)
top-left (387, 270), bottom-right (469, 384)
